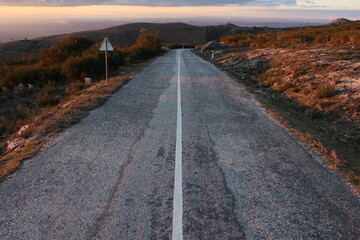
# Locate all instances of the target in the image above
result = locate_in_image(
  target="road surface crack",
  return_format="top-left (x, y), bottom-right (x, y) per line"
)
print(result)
top-left (86, 127), bottom-right (149, 240)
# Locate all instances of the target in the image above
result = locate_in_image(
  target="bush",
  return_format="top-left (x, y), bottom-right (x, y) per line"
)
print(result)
top-left (0, 64), bottom-right (62, 88)
top-left (317, 85), bottom-right (337, 98)
top-left (35, 82), bottom-right (61, 107)
top-left (35, 92), bottom-right (60, 107)
top-left (41, 36), bottom-right (94, 66)
top-left (0, 123), bottom-right (6, 136)
top-left (61, 55), bottom-right (103, 82)
top-left (122, 28), bottom-right (162, 62)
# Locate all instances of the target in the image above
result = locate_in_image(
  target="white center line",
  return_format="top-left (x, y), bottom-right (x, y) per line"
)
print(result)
top-left (172, 50), bottom-right (183, 240)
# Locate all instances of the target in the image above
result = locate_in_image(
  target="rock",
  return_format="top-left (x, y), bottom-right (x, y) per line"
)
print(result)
top-left (84, 77), bottom-right (92, 85)
top-left (7, 138), bottom-right (26, 151)
top-left (18, 83), bottom-right (26, 93)
top-left (18, 125), bottom-right (29, 135)
top-left (28, 83), bottom-right (34, 89)
top-left (201, 41), bottom-right (225, 52)
top-left (12, 87), bottom-right (18, 95)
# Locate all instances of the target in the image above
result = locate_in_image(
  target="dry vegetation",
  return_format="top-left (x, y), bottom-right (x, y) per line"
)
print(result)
top-left (220, 22), bottom-right (360, 47)
top-left (0, 75), bottom-right (134, 180)
top-left (0, 28), bottom-right (163, 180)
top-left (249, 46), bottom-right (360, 122)
top-left (197, 22), bottom-right (360, 192)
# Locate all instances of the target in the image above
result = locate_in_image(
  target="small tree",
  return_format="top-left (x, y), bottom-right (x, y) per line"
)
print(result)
top-left (122, 28), bottom-right (162, 62)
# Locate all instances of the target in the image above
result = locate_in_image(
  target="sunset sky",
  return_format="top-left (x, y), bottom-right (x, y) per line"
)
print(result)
top-left (0, 0), bottom-right (359, 22)
top-left (0, 0), bottom-right (358, 42)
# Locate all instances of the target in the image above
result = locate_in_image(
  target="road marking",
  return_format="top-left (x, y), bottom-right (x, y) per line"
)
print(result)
top-left (172, 50), bottom-right (183, 240)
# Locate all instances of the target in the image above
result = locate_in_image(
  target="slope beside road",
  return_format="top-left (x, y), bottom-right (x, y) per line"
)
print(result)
top-left (0, 49), bottom-right (359, 239)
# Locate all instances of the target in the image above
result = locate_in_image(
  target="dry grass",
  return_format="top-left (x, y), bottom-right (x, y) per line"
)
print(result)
top-left (317, 85), bottom-right (337, 98)
top-left (0, 75), bottom-right (134, 181)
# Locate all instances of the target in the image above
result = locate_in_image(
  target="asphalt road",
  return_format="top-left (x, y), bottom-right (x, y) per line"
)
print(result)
top-left (0, 49), bottom-right (359, 240)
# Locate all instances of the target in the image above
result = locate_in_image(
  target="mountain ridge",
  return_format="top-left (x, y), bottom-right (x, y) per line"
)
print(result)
top-left (0, 18), bottom-right (358, 61)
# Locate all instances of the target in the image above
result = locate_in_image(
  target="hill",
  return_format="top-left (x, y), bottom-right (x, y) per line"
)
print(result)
top-left (0, 22), bottom-right (281, 61)
top-left (1, 18), bottom-right (357, 62)
top-left (0, 22), bottom-right (204, 61)
top-left (220, 21), bottom-right (360, 47)
top-left (324, 18), bottom-right (354, 26)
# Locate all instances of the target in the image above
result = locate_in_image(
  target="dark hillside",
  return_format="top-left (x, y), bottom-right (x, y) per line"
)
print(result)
top-left (205, 23), bottom-right (279, 42)
top-left (0, 22), bottom-right (206, 61)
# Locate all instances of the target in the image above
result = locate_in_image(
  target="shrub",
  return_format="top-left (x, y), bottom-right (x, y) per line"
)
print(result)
top-left (61, 55), bottom-right (103, 82)
top-left (0, 123), bottom-right (6, 136)
top-left (66, 82), bottom-right (84, 96)
top-left (0, 64), bottom-right (62, 88)
top-left (0, 117), bottom-right (18, 135)
top-left (317, 85), bottom-right (337, 98)
top-left (122, 28), bottom-right (162, 62)
top-left (0, 141), bottom-right (6, 155)
top-left (35, 92), bottom-right (60, 107)
top-left (15, 102), bottom-right (29, 120)
top-left (41, 36), bottom-right (94, 66)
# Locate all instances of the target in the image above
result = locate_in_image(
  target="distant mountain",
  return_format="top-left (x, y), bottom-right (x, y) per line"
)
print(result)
top-left (2, 19), bottom-right (357, 62)
top-left (324, 18), bottom-right (354, 26)
top-left (0, 22), bottom-right (206, 61)
top-left (35, 22), bottom-right (205, 47)
top-left (205, 23), bottom-right (279, 42)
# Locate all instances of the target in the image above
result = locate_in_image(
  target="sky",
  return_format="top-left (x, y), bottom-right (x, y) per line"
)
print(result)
top-left (0, 0), bottom-right (358, 42)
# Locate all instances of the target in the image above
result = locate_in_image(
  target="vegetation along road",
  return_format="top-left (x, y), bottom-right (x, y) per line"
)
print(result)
top-left (0, 49), bottom-right (359, 239)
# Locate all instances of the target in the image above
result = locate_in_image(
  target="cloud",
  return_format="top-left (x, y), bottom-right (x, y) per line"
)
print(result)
top-left (56, 19), bottom-right (69, 25)
top-left (0, 0), bottom-right (297, 7)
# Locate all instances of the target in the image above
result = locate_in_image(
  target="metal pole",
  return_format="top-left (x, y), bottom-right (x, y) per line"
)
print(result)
top-left (105, 38), bottom-right (108, 83)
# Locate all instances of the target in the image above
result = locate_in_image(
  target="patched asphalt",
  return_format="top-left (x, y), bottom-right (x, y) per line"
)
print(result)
top-left (0, 50), bottom-right (359, 239)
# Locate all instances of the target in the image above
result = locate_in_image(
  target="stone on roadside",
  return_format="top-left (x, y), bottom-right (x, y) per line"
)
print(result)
top-left (85, 77), bottom-right (92, 86)
top-left (18, 125), bottom-right (29, 135)
top-left (7, 138), bottom-right (26, 151)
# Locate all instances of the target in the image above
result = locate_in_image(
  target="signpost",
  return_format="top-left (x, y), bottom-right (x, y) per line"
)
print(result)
top-left (99, 37), bottom-right (114, 83)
